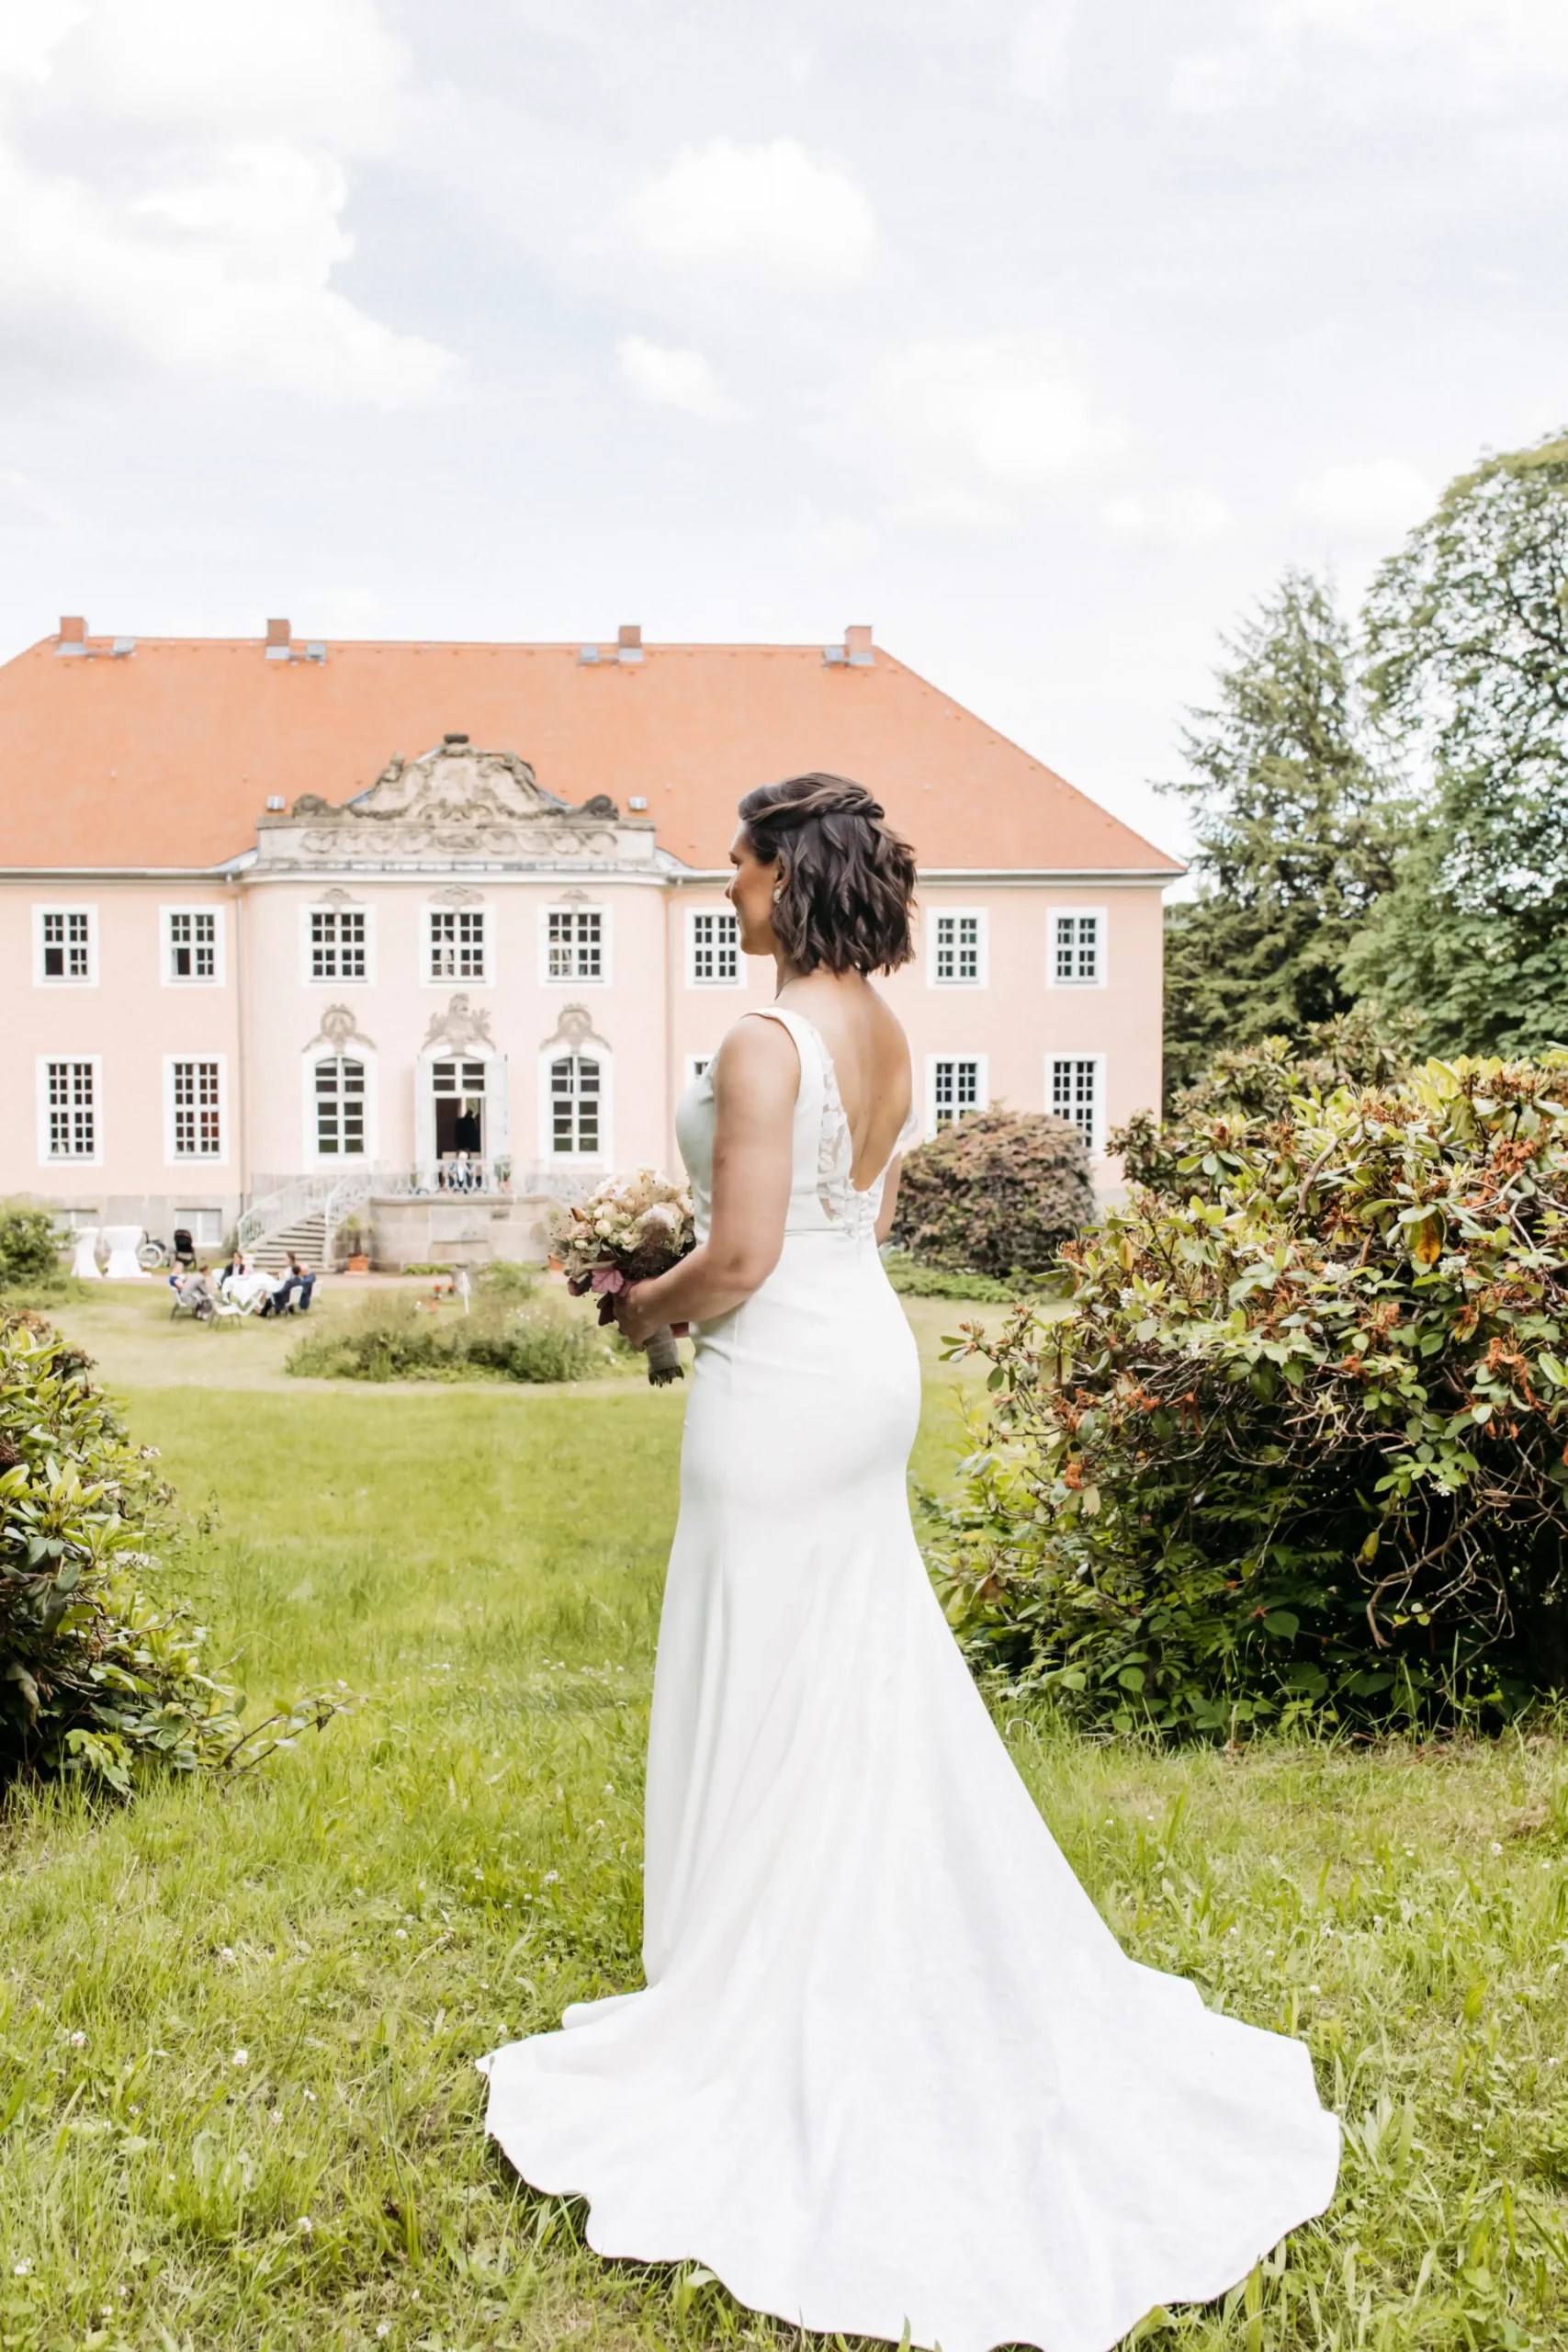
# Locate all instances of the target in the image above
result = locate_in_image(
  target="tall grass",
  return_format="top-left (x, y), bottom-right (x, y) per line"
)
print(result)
top-left (0, 1385), bottom-right (1564, 2349)
top-left (285, 1292), bottom-right (608, 1385)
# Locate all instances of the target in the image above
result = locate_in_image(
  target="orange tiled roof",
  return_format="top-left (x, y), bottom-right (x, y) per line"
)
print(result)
top-left (0, 629), bottom-right (1182, 876)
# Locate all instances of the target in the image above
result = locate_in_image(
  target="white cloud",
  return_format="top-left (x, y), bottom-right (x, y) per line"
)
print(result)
top-left (1010, 3), bottom-right (1077, 105)
top-left (1103, 486), bottom-right (1234, 548)
top-left (1172, 0), bottom-right (1568, 117)
top-left (616, 335), bottom-right (739, 422)
top-left (0, 0), bottom-right (455, 405)
top-left (625, 139), bottom-right (877, 284)
top-left (1293, 458), bottom-right (1435, 537)
top-left (862, 335), bottom-right (1124, 530)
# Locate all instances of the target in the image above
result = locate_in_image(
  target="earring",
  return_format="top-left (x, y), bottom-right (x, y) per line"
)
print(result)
top-left (772, 885), bottom-right (783, 902)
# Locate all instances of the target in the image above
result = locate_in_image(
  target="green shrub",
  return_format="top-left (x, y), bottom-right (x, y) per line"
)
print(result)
top-left (880, 1251), bottom-right (1021, 1303)
top-left (0, 1208), bottom-right (62, 1292)
top-left (473, 1259), bottom-right (540, 1298)
top-left (889, 1109), bottom-right (1093, 1282)
top-left (934, 1052), bottom-right (1568, 1737)
top-left (286, 1295), bottom-right (602, 1385)
top-left (0, 1309), bottom-right (341, 1794)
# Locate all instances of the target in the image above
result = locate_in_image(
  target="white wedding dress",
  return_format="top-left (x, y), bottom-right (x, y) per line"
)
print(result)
top-left (482, 1007), bottom-right (1339, 2352)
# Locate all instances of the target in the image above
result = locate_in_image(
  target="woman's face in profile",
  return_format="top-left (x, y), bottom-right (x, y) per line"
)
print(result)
top-left (727, 827), bottom-right (782, 957)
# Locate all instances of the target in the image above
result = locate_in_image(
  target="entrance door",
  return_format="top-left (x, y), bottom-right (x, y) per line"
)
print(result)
top-left (432, 1058), bottom-right (486, 1171)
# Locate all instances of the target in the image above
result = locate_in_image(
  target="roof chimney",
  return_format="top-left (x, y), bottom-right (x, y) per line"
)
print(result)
top-left (265, 616), bottom-right (290, 646)
top-left (59, 616), bottom-right (85, 642)
top-left (845, 623), bottom-right (874, 667)
top-left (617, 624), bottom-right (641, 648)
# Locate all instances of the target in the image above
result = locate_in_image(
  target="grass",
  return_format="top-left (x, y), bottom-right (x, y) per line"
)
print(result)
top-left (0, 1293), bottom-right (1566, 2349)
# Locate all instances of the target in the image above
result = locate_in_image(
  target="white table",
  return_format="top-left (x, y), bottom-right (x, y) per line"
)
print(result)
top-left (102, 1225), bottom-right (150, 1281)
top-left (70, 1228), bottom-right (104, 1280)
top-left (221, 1271), bottom-right (272, 1312)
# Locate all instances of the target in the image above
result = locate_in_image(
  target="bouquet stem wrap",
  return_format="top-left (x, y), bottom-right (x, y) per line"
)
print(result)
top-left (552, 1170), bottom-right (696, 1388)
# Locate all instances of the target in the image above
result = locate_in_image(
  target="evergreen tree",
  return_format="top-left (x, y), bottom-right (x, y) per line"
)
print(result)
top-left (1161, 570), bottom-right (1397, 1101)
top-left (1348, 432), bottom-right (1568, 1056)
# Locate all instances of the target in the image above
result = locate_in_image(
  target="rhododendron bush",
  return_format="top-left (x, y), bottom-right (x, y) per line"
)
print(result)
top-left (933, 1054), bottom-right (1568, 1734)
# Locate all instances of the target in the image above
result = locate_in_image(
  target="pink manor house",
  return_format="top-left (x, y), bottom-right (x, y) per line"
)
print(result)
top-left (0, 616), bottom-right (1181, 1269)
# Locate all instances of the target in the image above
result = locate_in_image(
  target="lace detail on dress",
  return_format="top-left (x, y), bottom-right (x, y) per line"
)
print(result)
top-left (807, 1021), bottom-right (910, 1244)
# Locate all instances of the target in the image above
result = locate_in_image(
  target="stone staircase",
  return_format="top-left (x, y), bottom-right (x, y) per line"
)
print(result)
top-left (248, 1211), bottom-right (328, 1273)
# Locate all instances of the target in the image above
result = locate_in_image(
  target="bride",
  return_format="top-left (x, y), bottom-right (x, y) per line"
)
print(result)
top-left (482, 774), bottom-right (1339, 2352)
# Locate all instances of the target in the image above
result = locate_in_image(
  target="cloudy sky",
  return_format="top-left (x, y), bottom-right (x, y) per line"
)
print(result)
top-left (2, 0), bottom-right (1562, 858)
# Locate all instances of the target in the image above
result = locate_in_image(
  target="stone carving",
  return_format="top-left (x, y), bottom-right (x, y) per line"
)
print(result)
top-left (543, 1002), bottom-right (601, 1052)
top-left (429, 883), bottom-right (484, 907)
top-left (254, 738), bottom-right (654, 876)
top-left (422, 992), bottom-right (496, 1057)
top-left (307, 1003), bottom-right (374, 1054)
top-left (352, 742), bottom-right (556, 824)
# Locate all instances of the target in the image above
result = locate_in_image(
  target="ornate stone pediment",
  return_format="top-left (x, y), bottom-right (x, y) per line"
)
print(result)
top-left (422, 992), bottom-right (497, 1057)
top-left (347, 741), bottom-right (557, 824)
top-left (254, 735), bottom-right (661, 876)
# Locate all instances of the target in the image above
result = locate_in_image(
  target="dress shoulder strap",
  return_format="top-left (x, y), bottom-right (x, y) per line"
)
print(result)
top-left (743, 1004), bottom-right (822, 1088)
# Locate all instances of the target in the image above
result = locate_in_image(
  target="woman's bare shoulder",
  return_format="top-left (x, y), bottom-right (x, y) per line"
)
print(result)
top-left (714, 1012), bottom-right (801, 1098)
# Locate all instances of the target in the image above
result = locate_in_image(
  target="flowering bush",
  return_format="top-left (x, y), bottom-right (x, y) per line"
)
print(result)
top-left (889, 1110), bottom-right (1092, 1282)
top-left (1, 1309), bottom-right (344, 1793)
top-left (934, 1054), bottom-right (1568, 1735)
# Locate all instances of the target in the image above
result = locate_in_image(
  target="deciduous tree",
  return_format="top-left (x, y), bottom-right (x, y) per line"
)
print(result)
top-left (1348, 431), bottom-right (1568, 1055)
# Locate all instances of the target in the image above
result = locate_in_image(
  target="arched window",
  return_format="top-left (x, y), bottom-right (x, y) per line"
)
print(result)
top-left (315, 1057), bottom-right (366, 1155)
top-left (550, 1055), bottom-right (600, 1155)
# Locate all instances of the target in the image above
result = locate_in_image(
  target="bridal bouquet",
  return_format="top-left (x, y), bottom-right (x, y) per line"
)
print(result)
top-left (552, 1170), bottom-right (695, 1385)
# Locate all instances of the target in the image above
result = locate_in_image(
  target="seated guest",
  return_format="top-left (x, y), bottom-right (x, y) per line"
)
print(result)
top-left (171, 1267), bottom-right (216, 1321)
top-left (266, 1251), bottom-right (316, 1315)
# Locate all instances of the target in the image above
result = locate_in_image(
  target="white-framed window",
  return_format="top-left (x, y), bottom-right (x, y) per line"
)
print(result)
top-left (313, 1056), bottom-right (367, 1157)
top-left (165, 1057), bottom-right (226, 1162)
top-left (927, 1054), bottom-right (987, 1136)
top-left (929, 909), bottom-right (987, 987)
top-left (163, 905), bottom-right (224, 985)
top-left (304, 904), bottom-right (370, 984)
top-left (174, 1207), bottom-right (225, 1250)
top-left (1048, 907), bottom-right (1106, 988)
top-left (543, 905), bottom-right (608, 985)
top-left (34, 905), bottom-right (96, 986)
top-left (37, 1057), bottom-right (101, 1163)
top-left (427, 906), bottom-right (489, 985)
top-left (1049, 1054), bottom-right (1105, 1156)
top-left (686, 907), bottom-right (742, 987)
top-left (547, 1052), bottom-right (607, 1159)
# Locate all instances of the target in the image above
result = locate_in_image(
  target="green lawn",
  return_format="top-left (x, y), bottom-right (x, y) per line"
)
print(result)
top-left (1, 1298), bottom-right (1567, 2350)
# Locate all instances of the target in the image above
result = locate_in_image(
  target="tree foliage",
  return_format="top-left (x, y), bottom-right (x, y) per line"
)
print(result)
top-left (889, 1110), bottom-right (1092, 1281)
top-left (0, 1208), bottom-right (61, 1292)
top-left (931, 1053), bottom-right (1568, 1736)
top-left (1162, 571), bottom-right (1399, 1101)
top-left (1, 1309), bottom-right (342, 1793)
top-left (1348, 432), bottom-right (1568, 1057)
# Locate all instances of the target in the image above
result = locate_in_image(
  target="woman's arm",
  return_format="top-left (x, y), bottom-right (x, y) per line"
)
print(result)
top-left (614, 1018), bottom-right (797, 1346)
top-left (874, 1156), bottom-right (904, 1246)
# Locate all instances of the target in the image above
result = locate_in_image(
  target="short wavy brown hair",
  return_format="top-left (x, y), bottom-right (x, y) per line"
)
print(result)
top-left (736, 773), bottom-right (917, 976)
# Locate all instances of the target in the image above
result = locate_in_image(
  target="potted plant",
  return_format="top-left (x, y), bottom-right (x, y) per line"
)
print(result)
top-left (339, 1217), bottom-right (370, 1275)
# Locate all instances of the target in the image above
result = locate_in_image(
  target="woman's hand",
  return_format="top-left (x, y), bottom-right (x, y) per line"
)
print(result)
top-left (612, 1281), bottom-right (664, 1351)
